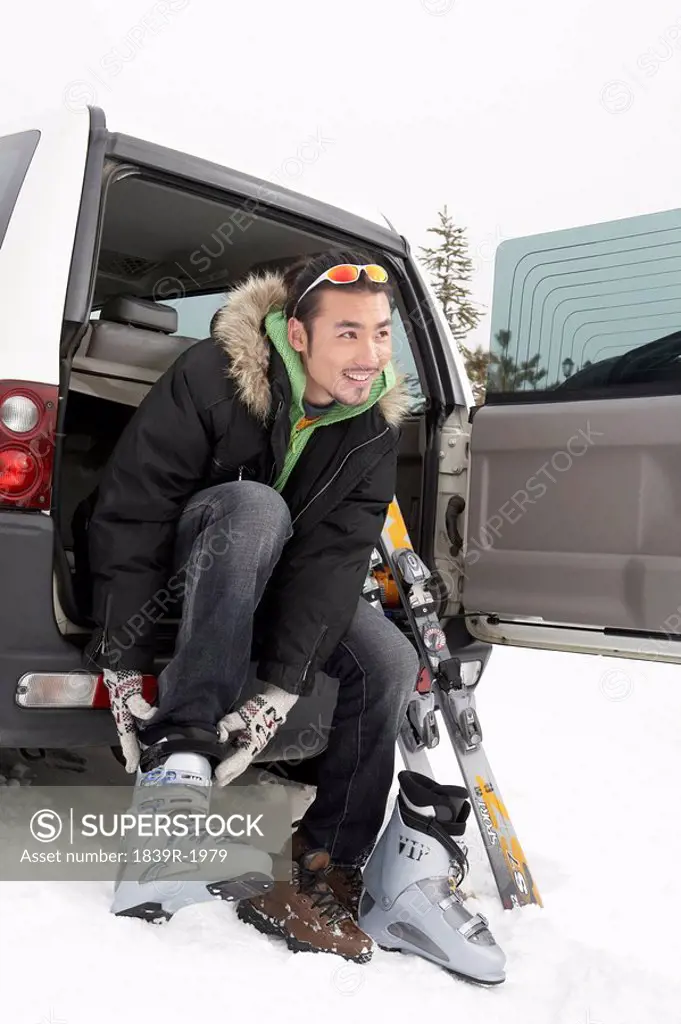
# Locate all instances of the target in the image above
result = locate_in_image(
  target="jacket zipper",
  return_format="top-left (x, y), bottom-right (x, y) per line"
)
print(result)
top-left (88, 596), bottom-right (112, 674)
top-left (267, 400), bottom-right (285, 486)
top-left (291, 427), bottom-right (390, 526)
top-left (301, 624), bottom-right (329, 685)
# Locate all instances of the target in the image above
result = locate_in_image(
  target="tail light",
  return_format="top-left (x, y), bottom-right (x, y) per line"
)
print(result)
top-left (0, 380), bottom-right (58, 509)
top-left (16, 672), bottom-right (158, 708)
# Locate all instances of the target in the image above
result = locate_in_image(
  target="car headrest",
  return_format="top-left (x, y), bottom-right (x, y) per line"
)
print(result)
top-left (98, 296), bottom-right (178, 334)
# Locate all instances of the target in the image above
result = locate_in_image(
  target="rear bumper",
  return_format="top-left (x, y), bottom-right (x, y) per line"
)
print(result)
top-left (0, 511), bottom-right (117, 747)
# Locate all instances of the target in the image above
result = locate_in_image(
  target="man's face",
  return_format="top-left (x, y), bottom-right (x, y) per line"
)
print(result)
top-left (288, 288), bottom-right (393, 407)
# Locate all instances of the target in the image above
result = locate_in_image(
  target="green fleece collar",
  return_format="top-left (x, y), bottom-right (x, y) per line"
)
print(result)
top-left (265, 309), bottom-right (396, 426)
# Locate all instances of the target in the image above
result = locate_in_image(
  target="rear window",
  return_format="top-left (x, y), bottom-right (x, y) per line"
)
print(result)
top-left (485, 207), bottom-right (681, 401)
top-left (0, 130), bottom-right (40, 250)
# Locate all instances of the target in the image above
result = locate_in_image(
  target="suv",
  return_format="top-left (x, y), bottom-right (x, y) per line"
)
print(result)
top-left (1, 104), bottom-right (679, 760)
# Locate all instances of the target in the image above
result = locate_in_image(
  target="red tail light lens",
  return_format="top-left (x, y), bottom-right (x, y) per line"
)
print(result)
top-left (0, 448), bottom-right (40, 495)
top-left (0, 381), bottom-right (58, 509)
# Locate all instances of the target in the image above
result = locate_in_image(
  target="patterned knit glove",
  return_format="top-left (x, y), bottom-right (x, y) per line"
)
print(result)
top-left (215, 685), bottom-right (299, 787)
top-left (103, 669), bottom-right (158, 773)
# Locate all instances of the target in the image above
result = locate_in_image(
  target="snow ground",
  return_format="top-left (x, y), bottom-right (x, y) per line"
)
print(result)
top-left (1, 646), bottom-right (680, 1024)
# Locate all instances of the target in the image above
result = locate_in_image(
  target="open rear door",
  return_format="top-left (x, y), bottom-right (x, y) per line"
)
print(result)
top-left (462, 207), bottom-right (681, 666)
top-left (0, 105), bottom-right (105, 386)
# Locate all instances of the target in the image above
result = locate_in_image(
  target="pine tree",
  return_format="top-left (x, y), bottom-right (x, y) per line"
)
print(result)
top-left (487, 329), bottom-right (549, 392)
top-left (461, 345), bottom-right (492, 405)
top-left (419, 206), bottom-right (489, 403)
top-left (487, 329), bottom-right (517, 391)
top-left (517, 353), bottom-right (548, 390)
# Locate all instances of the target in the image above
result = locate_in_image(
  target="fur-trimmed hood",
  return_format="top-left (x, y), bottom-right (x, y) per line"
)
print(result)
top-left (211, 271), bottom-right (412, 428)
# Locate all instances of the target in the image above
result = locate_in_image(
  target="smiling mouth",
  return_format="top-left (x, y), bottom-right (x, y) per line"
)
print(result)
top-left (343, 370), bottom-right (377, 383)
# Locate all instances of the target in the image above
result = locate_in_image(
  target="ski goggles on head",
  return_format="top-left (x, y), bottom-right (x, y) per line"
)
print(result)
top-left (292, 263), bottom-right (389, 317)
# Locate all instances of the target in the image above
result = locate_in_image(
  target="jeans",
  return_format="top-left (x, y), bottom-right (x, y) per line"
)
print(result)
top-left (151, 482), bottom-right (420, 865)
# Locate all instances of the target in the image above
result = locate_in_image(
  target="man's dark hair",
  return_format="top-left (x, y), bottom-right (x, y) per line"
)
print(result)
top-left (282, 248), bottom-right (395, 346)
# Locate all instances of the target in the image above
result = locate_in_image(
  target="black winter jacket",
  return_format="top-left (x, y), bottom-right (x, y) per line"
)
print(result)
top-left (80, 272), bottom-right (411, 696)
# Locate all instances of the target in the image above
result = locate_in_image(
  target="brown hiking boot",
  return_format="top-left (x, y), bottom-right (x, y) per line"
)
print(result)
top-left (291, 829), bottom-right (365, 919)
top-left (236, 847), bottom-right (373, 963)
top-left (323, 864), bottom-right (364, 919)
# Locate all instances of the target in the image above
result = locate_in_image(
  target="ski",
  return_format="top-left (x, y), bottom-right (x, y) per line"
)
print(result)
top-left (368, 497), bottom-right (542, 911)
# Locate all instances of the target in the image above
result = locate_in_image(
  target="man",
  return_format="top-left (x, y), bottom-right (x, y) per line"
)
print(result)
top-left (82, 249), bottom-right (419, 962)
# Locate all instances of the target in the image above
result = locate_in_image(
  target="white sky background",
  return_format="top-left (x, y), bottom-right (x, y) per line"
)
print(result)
top-left (2, 0), bottom-right (681, 351)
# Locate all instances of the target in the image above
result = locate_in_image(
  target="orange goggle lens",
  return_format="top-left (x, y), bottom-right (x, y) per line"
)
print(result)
top-left (326, 264), bottom-right (361, 283)
top-left (326, 263), bottom-right (389, 284)
top-left (363, 263), bottom-right (389, 282)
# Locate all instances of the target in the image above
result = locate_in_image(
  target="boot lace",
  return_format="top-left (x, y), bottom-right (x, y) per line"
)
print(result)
top-left (293, 860), bottom-right (351, 927)
top-left (336, 865), bottom-right (363, 905)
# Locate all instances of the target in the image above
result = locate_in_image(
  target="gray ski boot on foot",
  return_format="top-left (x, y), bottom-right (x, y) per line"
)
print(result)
top-left (111, 727), bottom-right (274, 922)
top-left (358, 770), bottom-right (506, 985)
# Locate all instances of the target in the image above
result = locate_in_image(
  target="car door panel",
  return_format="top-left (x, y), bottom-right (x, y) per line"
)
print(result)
top-left (459, 205), bottom-right (681, 659)
top-left (464, 395), bottom-right (681, 633)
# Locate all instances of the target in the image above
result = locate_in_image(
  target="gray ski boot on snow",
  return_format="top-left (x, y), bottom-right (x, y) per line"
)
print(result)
top-left (358, 770), bottom-right (506, 985)
top-left (111, 727), bottom-right (274, 922)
